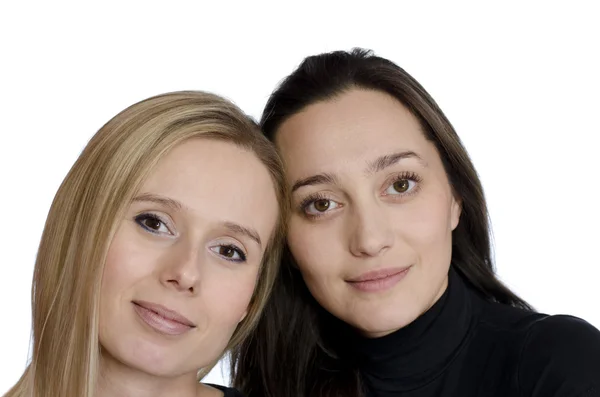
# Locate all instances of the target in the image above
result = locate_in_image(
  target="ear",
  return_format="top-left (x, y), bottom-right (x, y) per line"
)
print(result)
top-left (450, 195), bottom-right (462, 231)
top-left (239, 310), bottom-right (248, 323)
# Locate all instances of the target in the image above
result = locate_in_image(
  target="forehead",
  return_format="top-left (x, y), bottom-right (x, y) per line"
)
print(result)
top-left (276, 89), bottom-right (436, 178)
top-left (140, 138), bottom-right (278, 241)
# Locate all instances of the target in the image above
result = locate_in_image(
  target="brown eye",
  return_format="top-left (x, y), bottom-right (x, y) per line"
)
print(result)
top-left (303, 197), bottom-right (340, 217)
top-left (313, 199), bottom-right (331, 212)
top-left (135, 214), bottom-right (171, 234)
top-left (393, 179), bottom-right (410, 193)
top-left (210, 244), bottom-right (246, 262)
top-left (219, 246), bottom-right (235, 257)
top-left (143, 218), bottom-right (162, 230)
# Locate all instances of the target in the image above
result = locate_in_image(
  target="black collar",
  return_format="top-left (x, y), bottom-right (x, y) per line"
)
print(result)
top-left (338, 267), bottom-right (475, 394)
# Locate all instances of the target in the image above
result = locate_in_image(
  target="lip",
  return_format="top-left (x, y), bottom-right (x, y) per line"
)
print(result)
top-left (132, 300), bottom-right (196, 336)
top-left (346, 266), bottom-right (411, 292)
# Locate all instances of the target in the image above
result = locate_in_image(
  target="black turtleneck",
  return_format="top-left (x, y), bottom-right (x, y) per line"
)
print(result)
top-left (344, 268), bottom-right (600, 397)
top-left (206, 384), bottom-right (245, 397)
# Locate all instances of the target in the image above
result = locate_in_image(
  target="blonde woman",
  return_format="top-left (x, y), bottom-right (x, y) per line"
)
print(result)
top-left (5, 91), bottom-right (288, 397)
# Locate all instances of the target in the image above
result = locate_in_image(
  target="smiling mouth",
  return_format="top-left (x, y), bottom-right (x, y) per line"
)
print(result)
top-left (132, 301), bottom-right (195, 336)
top-left (346, 266), bottom-right (412, 292)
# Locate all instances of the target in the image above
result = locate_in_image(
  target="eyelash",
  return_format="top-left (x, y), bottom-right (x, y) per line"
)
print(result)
top-left (212, 244), bottom-right (247, 263)
top-left (298, 171), bottom-right (422, 219)
top-left (134, 213), bottom-right (172, 235)
top-left (385, 171), bottom-right (422, 196)
top-left (299, 192), bottom-right (329, 216)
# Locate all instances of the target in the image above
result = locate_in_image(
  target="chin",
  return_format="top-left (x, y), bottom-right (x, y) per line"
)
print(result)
top-left (351, 303), bottom-right (424, 338)
top-left (105, 336), bottom-right (196, 378)
top-left (131, 359), bottom-right (187, 378)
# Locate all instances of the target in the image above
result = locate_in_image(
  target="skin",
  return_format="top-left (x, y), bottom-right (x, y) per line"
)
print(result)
top-left (276, 89), bottom-right (461, 338)
top-left (97, 138), bottom-right (279, 397)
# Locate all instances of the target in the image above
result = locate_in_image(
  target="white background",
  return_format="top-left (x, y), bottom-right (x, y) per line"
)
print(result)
top-left (1, 1), bottom-right (599, 393)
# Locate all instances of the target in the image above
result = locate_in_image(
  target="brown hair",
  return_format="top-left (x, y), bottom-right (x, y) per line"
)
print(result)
top-left (6, 91), bottom-right (288, 397)
top-left (232, 48), bottom-right (531, 397)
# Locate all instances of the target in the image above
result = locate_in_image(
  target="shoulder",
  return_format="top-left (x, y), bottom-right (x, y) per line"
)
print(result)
top-left (476, 298), bottom-right (547, 335)
top-left (518, 315), bottom-right (600, 396)
top-left (202, 383), bottom-right (247, 397)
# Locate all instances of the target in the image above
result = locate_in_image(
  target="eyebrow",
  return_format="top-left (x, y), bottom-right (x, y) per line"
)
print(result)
top-left (291, 173), bottom-right (338, 193)
top-left (133, 193), bottom-right (185, 211)
top-left (366, 151), bottom-right (427, 175)
top-left (223, 221), bottom-right (262, 248)
top-left (290, 150), bottom-right (426, 193)
top-left (133, 193), bottom-right (262, 248)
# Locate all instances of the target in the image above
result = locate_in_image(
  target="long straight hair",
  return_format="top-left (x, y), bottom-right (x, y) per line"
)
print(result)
top-left (5, 91), bottom-right (288, 397)
top-left (231, 48), bottom-right (532, 397)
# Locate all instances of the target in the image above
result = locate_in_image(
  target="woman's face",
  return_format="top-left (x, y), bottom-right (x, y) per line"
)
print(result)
top-left (99, 138), bottom-right (279, 378)
top-left (276, 89), bottom-right (461, 337)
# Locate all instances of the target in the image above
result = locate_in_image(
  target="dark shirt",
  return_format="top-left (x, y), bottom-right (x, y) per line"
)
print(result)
top-left (206, 383), bottom-right (246, 397)
top-left (343, 268), bottom-right (600, 396)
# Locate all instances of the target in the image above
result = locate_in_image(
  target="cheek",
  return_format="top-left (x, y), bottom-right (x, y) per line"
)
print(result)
top-left (102, 224), bottom-right (154, 298)
top-left (287, 219), bottom-right (332, 273)
top-left (287, 218), bottom-right (342, 292)
top-left (202, 268), bottom-right (259, 323)
top-left (396, 193), bottom-right (455, 259)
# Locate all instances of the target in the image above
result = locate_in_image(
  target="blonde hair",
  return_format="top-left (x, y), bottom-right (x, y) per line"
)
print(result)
top-left (5, 91), bottom-right (288, 397)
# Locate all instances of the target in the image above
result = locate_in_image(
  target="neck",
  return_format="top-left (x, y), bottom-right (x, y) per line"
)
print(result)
top-left (96, 350), bottom-right (202, 397)
top-left (360, 274), bottom-right (450, 339)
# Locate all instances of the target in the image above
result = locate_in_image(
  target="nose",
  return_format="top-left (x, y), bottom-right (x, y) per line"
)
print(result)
top-left (159, 240), bottom-right (201, 294)
top-left (348, 201), bottom-right (394, 258)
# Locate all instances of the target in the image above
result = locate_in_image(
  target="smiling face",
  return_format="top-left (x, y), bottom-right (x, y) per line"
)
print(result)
top-left (98, 138), bottom-right (279, 378)
top-left (276, 89), bottom-right (461, 337)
